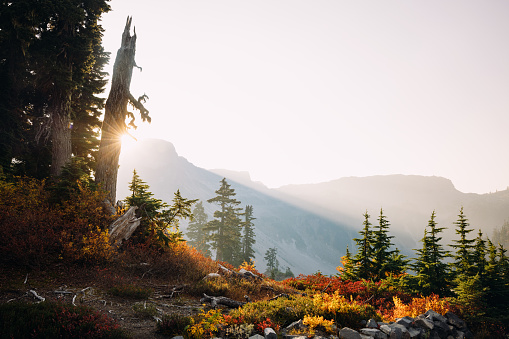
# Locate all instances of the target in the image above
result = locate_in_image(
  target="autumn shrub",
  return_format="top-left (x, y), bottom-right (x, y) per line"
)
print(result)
top-left (185, 309), bottom-right (225, 339)
top-left (116, 241), bottom-right (217, 282)
top-left (0, 176), bottom-right (114, 267)
top-left (230, 294), bottom-right (315, 327)
top-left (157, 313), bottom-right (194, 337)
top-left (387, 294), bottom-right (451, 321)
top-left (302, 315), bottom-right (335, 335)
top-left (0, 301), bottom-right (126, 338)
top-left (312, 290), bottom-right (381, 329)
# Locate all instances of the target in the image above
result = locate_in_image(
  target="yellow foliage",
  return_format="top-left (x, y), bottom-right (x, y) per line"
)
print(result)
top-left (303, 315), bottom-right (335, 335)
top-left (390, 294), bottom-right (451, 321)
top-left (239, 259), bottom-right (256, 272)
top-left (185, 309), bottom-right (224, 339)
top-left (62, 226), bottom-right (113, 263)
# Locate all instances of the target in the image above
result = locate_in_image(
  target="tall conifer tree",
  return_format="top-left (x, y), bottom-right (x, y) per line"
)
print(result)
top-left (353, 211), bottom-right (374, 279)
top-left (450, 207), bottom-right (475, 279)
top-left (413, 211), bottom-right (450, 295)
top-left (205, 178), bottom-right (242, 263)
top-left (240, 205), bottom-right (256, 264)
top-left (371, 208), bottom-right (395, 280)
top-left (187, 201), bottom-right (211, 257)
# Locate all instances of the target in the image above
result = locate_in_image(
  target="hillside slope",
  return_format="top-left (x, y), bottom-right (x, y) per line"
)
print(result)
top-left (117, 139), bottom-right (355, 275)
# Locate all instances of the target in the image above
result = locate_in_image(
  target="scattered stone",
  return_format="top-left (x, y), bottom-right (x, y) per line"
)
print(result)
top-left (339, 327), bottom-right (362, 339)
top-left (366, 318), bottom-right (379, 328)
top-left (395, 316), bottom-right (413, 328)
top-left (425, 310), bottom-right (447, 323)
top-left (249, 335), bottom-right (264, 339)
top-left (360, 327), bottom-right (388, 339)
top-left (415, 317), bottom-right (434, 331)
top-left (264, 327), bottom-right (277, 339)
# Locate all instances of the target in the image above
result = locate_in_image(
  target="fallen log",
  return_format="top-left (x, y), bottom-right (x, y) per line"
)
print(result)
top-left (108, 206), bottom-right (141, 246)
top-left (200, 293), bottom-right (247, 308)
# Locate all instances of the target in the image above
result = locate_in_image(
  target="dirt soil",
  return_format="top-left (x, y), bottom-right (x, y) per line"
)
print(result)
top-left (0, 265), bottom-right (207, 338)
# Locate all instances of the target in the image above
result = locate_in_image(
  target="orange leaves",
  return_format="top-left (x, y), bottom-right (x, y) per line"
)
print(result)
top-left (389, 294), bottom-right (451, 321)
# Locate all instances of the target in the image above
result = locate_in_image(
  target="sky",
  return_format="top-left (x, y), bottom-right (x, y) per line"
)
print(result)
top-left (100, 0), bottom-right (509, 194)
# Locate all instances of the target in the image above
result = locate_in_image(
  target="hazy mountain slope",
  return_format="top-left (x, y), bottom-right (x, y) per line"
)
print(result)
top-left (276, 175), bottom-right (509, 248)
top-left (117, 139), bottom-right (356, 275)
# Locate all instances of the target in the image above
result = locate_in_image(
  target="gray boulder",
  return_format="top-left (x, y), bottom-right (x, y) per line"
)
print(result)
top-left (264, 327), bottom-right (277, 339)
top-left (360, 328), bottom-right (388, 339)
top-left (339, 327), bottom-right (362, 339)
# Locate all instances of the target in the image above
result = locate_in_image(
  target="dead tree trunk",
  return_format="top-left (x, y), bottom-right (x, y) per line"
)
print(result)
top-left (109, 206), bottom-right (141, 246)
top-left (96, 16), bottom-right (150, 205)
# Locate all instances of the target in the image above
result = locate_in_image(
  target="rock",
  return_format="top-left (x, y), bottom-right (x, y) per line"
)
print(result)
top-left (433, 319), bottom-right (450, 338)
top-left (415, 318), bottom-right (434, 331)
top-left (284, 319), bottom-right (305, 332)
top-left (360, 328), bottom-right (388, 339)
top-left (171, 337), bottom-right (184, 339)
top-left (264, 327), bottom-right (277, 339)
top-left (249, 335), bottom-right (264, 339)
top-left (445, 312), bottom-right (467, 330)
top-left (395, 316), bottom-right (414, 328)
top-left (339, 327), bottom-right (362, 339)
top-left (425, 310), bottom-right (447, 323)
top-left (367, 318), bottom-right (379, 328)
top-left (407, 327), bottom-right (422, 339)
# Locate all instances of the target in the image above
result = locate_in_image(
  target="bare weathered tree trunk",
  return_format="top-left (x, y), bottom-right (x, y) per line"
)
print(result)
top-left (96, 17), bottom-right (149, 204)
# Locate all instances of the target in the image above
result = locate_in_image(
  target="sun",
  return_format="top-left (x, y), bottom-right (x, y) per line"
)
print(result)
top-left (120, 133), bottom-right (138, 152)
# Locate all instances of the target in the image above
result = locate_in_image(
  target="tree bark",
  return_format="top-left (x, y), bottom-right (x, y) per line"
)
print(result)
top-left (96, 16), bottom-right (149, 204)
top-left (108, 205), bottom-right (141, 246)
top-left (49, 89), bottom-right (73, 177)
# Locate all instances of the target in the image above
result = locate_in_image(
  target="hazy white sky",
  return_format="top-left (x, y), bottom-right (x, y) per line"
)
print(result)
top-left (101, 0), bottom-right (509, 194)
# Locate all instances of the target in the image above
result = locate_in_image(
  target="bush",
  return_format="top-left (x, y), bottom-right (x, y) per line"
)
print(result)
top-left (0, 302), bottom-right (126, 338)
top-left (0, 177), bottom-right (114, 267)
top-left (157, 313), bottom-right (193, 337)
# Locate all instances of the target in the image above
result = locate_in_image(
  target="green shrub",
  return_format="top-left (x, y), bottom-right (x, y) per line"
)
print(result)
top-left (132, 301), bottom-right (158, 318)
top-left (0, 302), bottom-right (126, 338)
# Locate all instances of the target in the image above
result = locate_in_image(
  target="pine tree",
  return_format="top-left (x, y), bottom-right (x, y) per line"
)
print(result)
top-left (413, 211), bottom-right (450, 296)
top-left (472, 230), bottom-right (487, 278)
top-left (187, 201), bottom-right (211, 257)
top-left (264, 247), bottom-right (279, 279)
top-left (353, 211), bottom-right (374, 279)
top-left (124, 169), bottom-right (164, 219)
top-left (205, 178), bottom-right (242, 263)
top-left (450, 207), bottom-right (475, 279)
top-left (371, 208), bottom-right (395, 280)
top-left (240, 205), bottom-right (256, 264)
top-left (338, 246), bottom-right (357, 280)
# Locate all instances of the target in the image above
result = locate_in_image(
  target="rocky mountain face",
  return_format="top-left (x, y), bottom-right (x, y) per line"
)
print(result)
top-left (117, 139), bottom-right (509, 275)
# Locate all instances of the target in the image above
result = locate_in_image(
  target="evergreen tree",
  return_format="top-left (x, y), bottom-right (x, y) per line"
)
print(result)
top-left (450, 207), bottom-right (475, 279)
top-left (338, 246), bottom-right (357, 280)
top-left (472, 229), bottom-right (487, 278)
top-left (123, 170), bottom-right (196, 246)
top-left (264, 247), bottom-right (279, 279)
top-left (353, 211), bottom-right (374, 279)
top-left (124, 169), bottom-right (164, 219)
top-left (371, 208), bottom-right (395, 280)
top-left (240, 205), bottom-right (256, 264)
top-left (187, 201), bottom-right (211, 257)
top-left (205, 178), bottom-right (242, 263)
top-left (413, 211), bottom-right (450, 296)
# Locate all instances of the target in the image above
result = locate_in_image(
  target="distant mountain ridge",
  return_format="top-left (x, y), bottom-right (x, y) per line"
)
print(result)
top-left (117, 139), bottom-right (509, 275)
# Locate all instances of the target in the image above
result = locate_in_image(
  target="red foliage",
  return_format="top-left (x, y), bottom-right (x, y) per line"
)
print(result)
top-left (255, 318), bottom-right (280, 333)
top-left (282, 273), bottom-right (412, 316)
